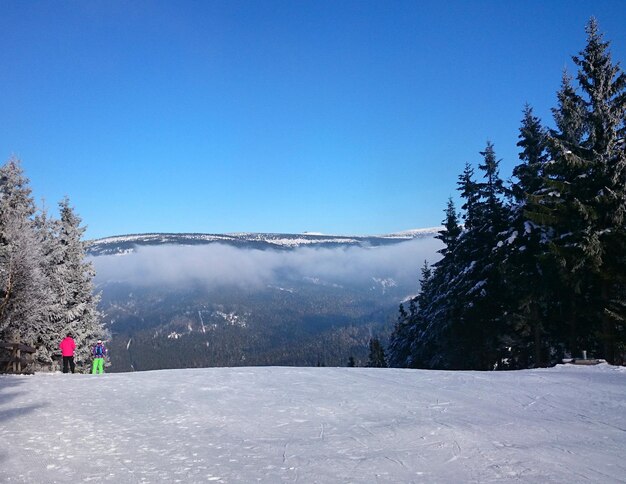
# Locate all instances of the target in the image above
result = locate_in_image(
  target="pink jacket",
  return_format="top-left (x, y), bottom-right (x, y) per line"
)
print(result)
top-left (60, 337), bottom-right (76, 357)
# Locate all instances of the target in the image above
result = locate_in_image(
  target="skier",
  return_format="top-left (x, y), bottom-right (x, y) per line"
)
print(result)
top-left (59, 333), bottom-right (76, 373)
top-left (92, 339), bottom-right (107, 374)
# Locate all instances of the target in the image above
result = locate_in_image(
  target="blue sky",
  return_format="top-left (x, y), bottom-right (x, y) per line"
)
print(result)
top-left (1, 1), bottom-right (625, 239)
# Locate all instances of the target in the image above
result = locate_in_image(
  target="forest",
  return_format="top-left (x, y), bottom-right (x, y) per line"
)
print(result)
top-left (0, 160), bottom-right (103, 370)
top-left (389, 19), bottom-right (626, 370)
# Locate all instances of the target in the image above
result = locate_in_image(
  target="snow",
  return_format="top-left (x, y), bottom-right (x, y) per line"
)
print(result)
top-left (524, 221), bottom-right (534, 235)
top-left (213, 311), bottom-right (247, 327)
top-left (371, 277), bottom-right (398, 294)
top-left (383, 227), bottom-right (443, 238)
top-left (1, 365), bottom-right (625, 483)
top-left (469, 280), bottom-right (487, 294)
top-left (498, 231), bottom-right (519, 248)
top-left (507, 231), bottom-right (518, 245)
top-left (90, 233), bottom-right (363, 250)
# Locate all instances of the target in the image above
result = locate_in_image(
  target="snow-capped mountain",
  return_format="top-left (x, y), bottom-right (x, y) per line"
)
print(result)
top-left (86, 228), bottom-right (441, 256)
top-left (88, 229), bottom-right (442, 372)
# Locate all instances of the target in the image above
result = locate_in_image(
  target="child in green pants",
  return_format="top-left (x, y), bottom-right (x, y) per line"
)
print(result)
top-left (92, 340), bottom-right (106, 374)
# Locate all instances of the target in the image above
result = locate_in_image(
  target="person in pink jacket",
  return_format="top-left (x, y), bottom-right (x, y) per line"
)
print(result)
top-left (59, 333), bottom-right (76, 373)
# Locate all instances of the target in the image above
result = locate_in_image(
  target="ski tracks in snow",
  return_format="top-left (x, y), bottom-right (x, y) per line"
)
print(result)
top-left (0, 365), bottom-right (625, 482)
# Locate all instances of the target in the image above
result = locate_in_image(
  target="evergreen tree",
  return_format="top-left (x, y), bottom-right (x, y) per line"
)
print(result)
top-left (407, 260), bottom-right (438, 368)
top-left (367, 337), bottom-right (387, 368)
top-left (0, 159), bottom-right (50, 345)
top-left (573, 18), bottom-right (626, 362)
top-left (552, 71), bottom-right (587, 146)
top-left (437, 198), bottom-right (462, 257)
top-left (54, 198), bottom-right (104, 370)
top-left (540, 19), bottom-right (626, 361)
top-left (443, 144), bottom-right (509, 369)
top-left (512, 105), bottom-right (549, 203)
top-left (388, 302), bottom-right (412, 368)
top-left (477, 143), bottom-right (506, 227)
top-left (32, 205), bottom-right (64, 368)
top-left (502, 106), bottom-right (558, 368)
top-left (389, 201), bottom-right (462, 369)
top-left (416, 200), bottom-right (463, 369)
top-left (457, 163), bottom-right (480, 231)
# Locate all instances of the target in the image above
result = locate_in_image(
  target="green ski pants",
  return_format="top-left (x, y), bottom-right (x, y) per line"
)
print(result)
top-left (92, 358), bottom-right (104, 374)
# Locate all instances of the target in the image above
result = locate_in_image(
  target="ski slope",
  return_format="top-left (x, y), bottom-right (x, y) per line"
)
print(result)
top-left (1, 364), bottom-right (625, 483)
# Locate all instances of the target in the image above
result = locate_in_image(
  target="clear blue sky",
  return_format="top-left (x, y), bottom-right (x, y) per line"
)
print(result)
top-left (1, 1), bottom-right (625, 239)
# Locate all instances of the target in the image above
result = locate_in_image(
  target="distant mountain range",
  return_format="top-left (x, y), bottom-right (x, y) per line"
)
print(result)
top-left (86, 227), bottom-right (441, 256)
top-left (87, 229), bottom-right (441, 371)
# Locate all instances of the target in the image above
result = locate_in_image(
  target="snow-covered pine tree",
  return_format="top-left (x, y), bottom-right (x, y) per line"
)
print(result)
top-left (415, 199), bottom-right (463, 369)
top-left (539, 19), bottom-right (626, 362)
top-left (527, 70), bottom-right (592, 359)
top-left (408, 260), bottom-right (438, 368)
top-left (54, 197), bottom-right (104, 371)
top-left (388, 198), bottom-right (464, 369)
top-left (32, 205), bottom-right (65, 368)
top-left (389, 260), bottom-right (436, 369)
top-left (441, 143), bottom-right (509, 369)
top-left (571, 18), bottom-right (626, 363)
top-left (391, 177), bottom-right (474, 370)
top-left (501, 106), bottom-right (559, 368)
top-left (0, 159), bottom-right (51, 346)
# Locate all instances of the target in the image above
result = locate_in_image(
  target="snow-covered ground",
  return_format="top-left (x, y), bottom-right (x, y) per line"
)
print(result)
top-left (1, 364), bottom-right (625, 483)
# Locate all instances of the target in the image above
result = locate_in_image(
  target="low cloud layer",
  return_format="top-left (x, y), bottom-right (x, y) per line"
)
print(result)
top-left (91, 238), bottom-right (443, 291)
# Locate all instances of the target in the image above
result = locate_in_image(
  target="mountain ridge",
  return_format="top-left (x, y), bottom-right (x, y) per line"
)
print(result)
top-left (86, 227), bottom-right (442, 256)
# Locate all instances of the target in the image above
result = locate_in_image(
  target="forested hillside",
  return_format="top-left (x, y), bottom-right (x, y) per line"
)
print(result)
top-left (95, 255), bottom-right (408, 371)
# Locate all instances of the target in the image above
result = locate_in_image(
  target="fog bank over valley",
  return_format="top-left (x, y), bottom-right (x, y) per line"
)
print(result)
top-left (91, 237), bottom-right (443, 292)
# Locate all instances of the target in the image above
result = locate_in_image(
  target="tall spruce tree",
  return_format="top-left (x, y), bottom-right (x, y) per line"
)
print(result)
top-left (0, 159), bottom-right (50, 345)
top-left (459, 144), bottom-right (509, 368)
top-left (572, 18), bottom-right (626, 362)
top-left (32, 205), bottom-right (65, 368)
top-left (388, 302), bottom-right (412, 368)
top-left (540, 19), bottom-right (626, 361)
top-left (418, 199), bottom-right (463, 368)
top-left (408, 260), bottom-right (437, 368)
top-left (388, 199), bottom-right (463, 369)
top-left (54, 197), bottom-right (104, 370)
top-left (426, 145), bottom-right (508, 369)
top-left (503, 106), bottom-right (558, 368)
top-left (388, 261), bottom-right (432, 368)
